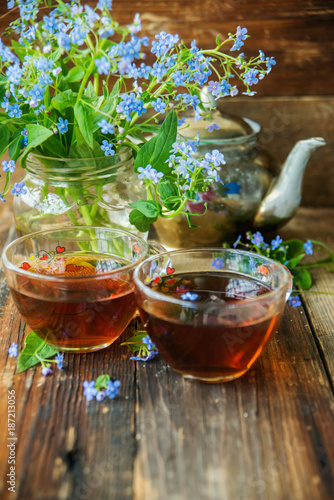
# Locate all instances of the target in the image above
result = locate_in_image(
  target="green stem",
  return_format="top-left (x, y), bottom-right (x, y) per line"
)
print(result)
top-left (90, 183), bottom-right (103, 219)
top-left (80, 205), bottom-right (93, 226)
top-left (160, 198), bottom-right (188, 218)
top-left (94, 73), bottom-right (99, 95)
top-left (292, 289), bottom-right (334, 295)
top-left (146, 185), bottom-right (155, 201)
top-left (77, 57), bottom-right (96, 101)
top-left (77, 37), bottom-right (107, 101)
top-left (121, 141), bottom-right (140, 153)
top-left (298, 261), bottom-right (334, 270)
top-left (55, 187), bottom-right (80, 226)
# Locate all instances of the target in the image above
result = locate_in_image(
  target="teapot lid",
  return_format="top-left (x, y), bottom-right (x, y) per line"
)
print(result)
top-left (178, 87), bottom-right (254, 141)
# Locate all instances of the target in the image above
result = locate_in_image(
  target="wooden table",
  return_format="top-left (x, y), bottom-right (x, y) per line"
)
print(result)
top-left (0, 205), bottom-right (333, 500)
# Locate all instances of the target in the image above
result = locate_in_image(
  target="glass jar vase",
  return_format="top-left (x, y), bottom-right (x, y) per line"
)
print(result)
top-left (13, 149), bottom-right (147, 237)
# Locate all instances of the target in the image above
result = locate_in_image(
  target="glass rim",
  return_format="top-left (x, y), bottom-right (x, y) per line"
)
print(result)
top-left (133, 247), bottom-right (291, 309)
top-left (181, 117), bottom-right (261, 146)
top-left (2, 226), bottom-right (149, 282)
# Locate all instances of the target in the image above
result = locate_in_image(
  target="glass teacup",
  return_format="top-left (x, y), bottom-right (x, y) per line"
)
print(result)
top-left (2, 227), bottom-right (162, 352)
top-left (134, 248), bottom-right (292, 382)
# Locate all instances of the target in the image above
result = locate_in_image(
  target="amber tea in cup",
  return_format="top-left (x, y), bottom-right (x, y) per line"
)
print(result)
top-left (2, 227), bottom-right (156, 352)
top-left (134, 248), bottom-right (292, 382)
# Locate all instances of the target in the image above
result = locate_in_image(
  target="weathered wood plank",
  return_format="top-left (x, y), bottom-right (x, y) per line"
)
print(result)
top-left (1, 4), bottom-right (333, 205)
top-left (133, 304), bottom-right (334, 500)
top-left (0, 1), bottom-right (334, 95)
top-left (279, 207), bottom-right (334, 387)
top-left (221, 97), bottom-right (334, 207)
top-left (0, 284), bottom-right (137, 500)
top-left (1, 202), bottom-right (334, 500)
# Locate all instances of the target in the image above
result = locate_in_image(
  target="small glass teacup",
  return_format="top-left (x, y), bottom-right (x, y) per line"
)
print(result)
top-left (2, 227), bottom-right (162, 352)
top-left (134, 248), bottom-right (292, 382)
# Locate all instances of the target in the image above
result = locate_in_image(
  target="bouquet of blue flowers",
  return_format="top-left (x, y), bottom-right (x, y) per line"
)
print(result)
top-left (0, 0), bottom-right (274, 231)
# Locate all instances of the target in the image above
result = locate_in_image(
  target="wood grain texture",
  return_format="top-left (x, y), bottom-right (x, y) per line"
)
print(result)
top-left (279, 207), bottom-right (334, 387)
top-left (220, 97), bottom-right (334, 207)
top-left (0, 317), bottom-right (138, 500)
top-left (0, 204), bottom-right (137, 500)
top-left (0, 205), bottom-right (333, 500)
top-left (133, 306), bottom-right (334, 500)
top-left (0, 2), bottom-right (333, 204)
top-left (0, 0), bottom-right (333, 95)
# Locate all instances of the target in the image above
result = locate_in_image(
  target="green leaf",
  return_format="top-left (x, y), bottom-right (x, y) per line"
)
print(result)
top-left (138, 124), bottom-right (160, 134)
top-left (109, 79), bottom-right (120, 99)
top-left (8, 131), bottom-right (22, 161)
top-left (20, 124), bottom-right (54, 166)
top-left (72, 49), bottom-right (91, 60)
top-left (129, 200), bottom-right (161, 218)
top-left (2, 171), bottom-right (10, 195)
top-left (129, 209), bottom-right (157, 232)
top-left (56, 0), bottom-right (69, 13)
top-left (95, 374), bottom-right (110, 391)
top-left (186, 212), bottom-right (200, 229)
top-left (74, 100), bottom-right (94, 148)
top-left (51, 47), bottom-right (63, 62)
top-left (10, 40), bottom-right (26, 62)
top-left (287, 253), bottom-right (305, 269)
top-left (103, 85), bottom-right (109, 100)
top-left (159, 181), bottom-right (180, 210)
top-left (71, 127), bottom-right (94, 158)
top-left (85, 81), bottom-right (97, 99)
top-left (134, 110), bottom-right (177, 174)
top-left (126, 130), bottom-right (146, 143)
top-left (292, 268), bottom-right (312, 290)
top-left (98, 98), bottom-right (116, 117)
top-left (0, 124), bottom-right (9, 157)
top-left (17, 332), bottom-right (58, 373)
top-left (39, 134), bottom-right (68, 158)
top-left (64, 67), bottom-right (86, 83)
top-left (185, 190), bottom-right (197, 202)
top-left (285, 239), bottom-right (305, 260)
top-left (51, 89), bottom-right (74, 113)
top-left (121, 333), bottom-right (147, 353)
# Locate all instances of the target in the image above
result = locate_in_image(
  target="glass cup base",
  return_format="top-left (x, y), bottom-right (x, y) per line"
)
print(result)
top-left (55, 341), bottom-right (114, 353)
top-left (182, 369), bottom-right (248, 383)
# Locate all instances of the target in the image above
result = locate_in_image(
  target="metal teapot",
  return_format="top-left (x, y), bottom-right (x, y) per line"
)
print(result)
top-left (153, 107), bottom-right (326, 249)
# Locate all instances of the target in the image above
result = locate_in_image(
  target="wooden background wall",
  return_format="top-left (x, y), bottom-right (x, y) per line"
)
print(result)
top-left (0, 1), bottom-right (333, 206)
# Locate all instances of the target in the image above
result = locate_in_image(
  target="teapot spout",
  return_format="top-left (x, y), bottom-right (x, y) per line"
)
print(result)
top-left (254, 137), bottom-right (326, 228)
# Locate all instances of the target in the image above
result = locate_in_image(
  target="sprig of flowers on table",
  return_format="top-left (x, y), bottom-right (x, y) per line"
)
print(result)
top-left (8, 332), bottom-right (121, 402)
top-left (231, 231), bottom-right (334, 306)
top-left (121, 331), bottom-right (158, 362)
top-left (8, 331), bottom-right (63, 374)
top-left (0, 0), bottom-right (274, 229)
top-left (83, 375), bottom-right (121, 402)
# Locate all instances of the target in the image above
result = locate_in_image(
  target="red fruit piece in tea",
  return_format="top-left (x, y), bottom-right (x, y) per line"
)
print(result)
top-left (65, 264), bottom-right (84, 273)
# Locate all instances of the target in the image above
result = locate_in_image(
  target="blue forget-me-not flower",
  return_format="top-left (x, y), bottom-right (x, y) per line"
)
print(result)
top-left (8, 342), bottom-right (18, 358)
top-left (289, 296), bottom-right (302, 307)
